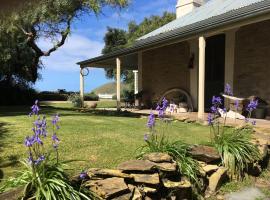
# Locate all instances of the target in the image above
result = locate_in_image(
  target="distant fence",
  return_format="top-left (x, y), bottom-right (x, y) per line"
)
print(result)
top-left (98, 94), bottom-right (114, 99)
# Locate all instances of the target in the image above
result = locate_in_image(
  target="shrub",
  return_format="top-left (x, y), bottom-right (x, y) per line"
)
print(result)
top-left (112, 94), bottom-right (117, 100)
top-left (0, 100), bottom-right (92, 199)
top-left (208, 84), bottom-right (260, 179)
top-left (37, 91), bottom-right (68, 101)
top-left (0, 82), bottom-right (37, 105)
top-left (68, 94), bottom-right (82, 108)
top-left (84, 92), bottom-right (99, 101)
top-left (138, 98), bottom-right (201, 186)
top-left (122, 89), bottom-right (134, 101)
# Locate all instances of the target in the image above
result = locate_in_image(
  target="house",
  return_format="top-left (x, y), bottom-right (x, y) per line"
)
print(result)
top-left (77, 0), bottom-right (270, 119)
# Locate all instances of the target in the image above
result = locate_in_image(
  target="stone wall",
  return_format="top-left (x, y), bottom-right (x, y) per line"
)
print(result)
top-left (234, 20), bottom-right (270, 108)
top-left (141, 42), bottom-right (190, 105)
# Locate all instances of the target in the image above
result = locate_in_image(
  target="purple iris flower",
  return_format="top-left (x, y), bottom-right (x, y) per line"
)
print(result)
top-left (162, 98), bottom-right (168, 109)
top-left (79, 171), bottom-right (88, 180)
top-left (224, 83), bottom-right (233, 96)
top-left (36, 136), bottom-right (43, 145)
top-left (52, 114), bottom-right (60, 125)
top-left (35, 155), bottom-right (45, 165)
top-left (29, 100), bottom-right (40, 116)
top-left (246, 99), bottom-right (258, 112)
top-left (147, 112), bottom-right (155, 128)
top-left (156, 98), bottom-right (169, 118)
top-left (210, 106), bottom-right (218, 114)
top-left (212, 96), bottom-right (222, 105)
top-left (52, 133), bottom-right (60, 142)
top-left (24, 136), bottom-right (34, 147)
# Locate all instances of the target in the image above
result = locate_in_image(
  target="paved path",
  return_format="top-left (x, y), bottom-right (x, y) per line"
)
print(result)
top-left (225, 187), bottom-right (267, 200)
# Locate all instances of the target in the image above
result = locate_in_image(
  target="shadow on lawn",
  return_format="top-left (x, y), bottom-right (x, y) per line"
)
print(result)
top-left (0, 122), bottom-right (20, 181)
top-left (0, 122), bottom-right (8, 152)
top-left (0, 105), bottom-right (148, 119)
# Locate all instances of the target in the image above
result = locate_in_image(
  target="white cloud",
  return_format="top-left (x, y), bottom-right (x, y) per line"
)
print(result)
top-left (38, 34), bottom-right (104, 72)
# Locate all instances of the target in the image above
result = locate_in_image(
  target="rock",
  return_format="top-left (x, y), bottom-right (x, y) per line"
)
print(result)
top-left (208, 167), bottom-right (228, 192)
top-left (154, 162), bottom-right (177, 172)
top-left (202, 164), bottom-right (219, 174)
top-left (87, 177), bottom-right (129, 199)
top-left (111, 192), bottom-right (133, 200)
top-left (216, 194), bottom-right (224, 200)
top-left (258, 144), bottom-right (268, 159)
top-left (118, 160), bottom-right (156, 172)
top-left (162, 179), bottom-right (191, 189)
top-left (88, 102), bottom-right (97, 109)
top-left (88, 168), bottom-right (133, 179)
top-left (189, 145), bottom-right (221, 163)
top-left (141, 186), bottom-right (157, 193)
top-left (176, 116), bottom-right (188, 122)
top-left (247, 163), bottom-right (262, 176)
top-left (132, 173), bottom-right (160, 185)
top-left (143, 153), bottom-right (172, 163)
top-left (185, 119), bottom-right (196, 123)
top-left (128, 185), bottom-right (142, 200)
top-left (0, 187), bottom-right (24, 200)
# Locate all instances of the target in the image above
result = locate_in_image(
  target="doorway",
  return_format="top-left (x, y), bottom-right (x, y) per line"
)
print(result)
top-left (205, 34), bottom-right (225, 110)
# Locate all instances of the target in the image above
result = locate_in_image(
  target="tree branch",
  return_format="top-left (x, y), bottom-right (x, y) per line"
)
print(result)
top-left (43, 18), bottom-right (71, 56)
top-left (21, 16), bottom-right (72, 58)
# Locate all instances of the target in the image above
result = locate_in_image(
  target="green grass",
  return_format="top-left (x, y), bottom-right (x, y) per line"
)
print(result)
top-left (0, 104), bottom-right (210, 185)
top-left (95, 100), bottom-right (117, 108)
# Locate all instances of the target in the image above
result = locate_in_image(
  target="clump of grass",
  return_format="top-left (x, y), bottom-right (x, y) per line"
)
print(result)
top-left (215, 130), bottom-right (260, 179)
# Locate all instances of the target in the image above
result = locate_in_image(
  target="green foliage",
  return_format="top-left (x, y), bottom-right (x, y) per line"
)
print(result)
top-left (102, 27), bottom-right (127, 54)
top-left (68, 94), bottom-right (83, 108)
top-left (38, 92), bottom-right (69, 101)
top-left (126, 12), bottom-right (176, 45)
top-left (122, 88), bottom-right (134, 101)
top-left (215, 130), bottom-right (260, 179)
top-left (1, 160), bottom-right (92, 200)
top-left (103, 11), bottom-right (175, 82)
top-left (84, 92), bottom-right (99, 101)
top-left (0, 82), bottom-right (37, 105)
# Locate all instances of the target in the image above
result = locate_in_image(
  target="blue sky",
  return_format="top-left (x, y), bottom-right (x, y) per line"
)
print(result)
top-left (35, 0), bottom-right (176, 92)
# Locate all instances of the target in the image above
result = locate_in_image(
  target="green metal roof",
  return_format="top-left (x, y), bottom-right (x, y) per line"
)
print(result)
top-left (139, 0), bottom-right (266, 40)
top-left (78, 0), bottom-right (270, 67)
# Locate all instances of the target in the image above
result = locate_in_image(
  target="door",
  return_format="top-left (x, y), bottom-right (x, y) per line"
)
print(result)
top-left (205, 34), bottom-right (225, 110)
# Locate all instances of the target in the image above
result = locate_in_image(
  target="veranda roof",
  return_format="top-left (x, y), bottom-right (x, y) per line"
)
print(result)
top-left (77, 0), bottom-right (270, 69)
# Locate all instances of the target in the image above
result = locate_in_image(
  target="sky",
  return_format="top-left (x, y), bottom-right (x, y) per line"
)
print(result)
top-left (35, 0), bottom-right (176, 93)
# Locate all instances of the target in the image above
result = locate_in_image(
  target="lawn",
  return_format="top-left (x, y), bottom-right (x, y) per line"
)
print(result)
top-left (0, 103), bottom-right (210, 184)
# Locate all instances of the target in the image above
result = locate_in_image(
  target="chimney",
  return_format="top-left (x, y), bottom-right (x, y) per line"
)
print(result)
top-left (176, 0), bottom-right (204, 18)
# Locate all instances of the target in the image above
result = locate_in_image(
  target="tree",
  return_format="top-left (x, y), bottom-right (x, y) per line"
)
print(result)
top-left (102, 27), bottom-right (127, 54)
top-left (103, 11), bottom-right (175, 83)
top-left (0, 0), bottom-right (128, 84)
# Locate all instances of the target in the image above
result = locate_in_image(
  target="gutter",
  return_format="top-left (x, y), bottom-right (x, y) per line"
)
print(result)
top-left (77, 0), bottom-right (270, 66)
